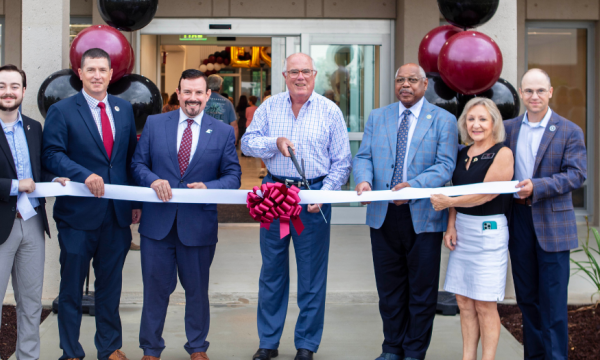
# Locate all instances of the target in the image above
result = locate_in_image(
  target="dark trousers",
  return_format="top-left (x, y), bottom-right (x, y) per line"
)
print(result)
top-left (509, 204), bottom-right (570, 360)
top-left (139, 222), bottom-right (216, 357)
top-left (257, 175), bottom-right (331, 353)
top-left (370, 204), bottom-right (442, 360)
top-left (57, 201), bottom-right (132, 360)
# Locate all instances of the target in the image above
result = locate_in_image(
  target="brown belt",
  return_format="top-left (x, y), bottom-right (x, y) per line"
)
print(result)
top-left (16, 206), bottom-right (39, 219)
top-left (514, 198), bottom-right (532, 206)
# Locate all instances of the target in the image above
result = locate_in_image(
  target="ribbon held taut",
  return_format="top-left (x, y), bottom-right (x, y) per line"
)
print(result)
top-left (246, 182), bottom-right (304, 239)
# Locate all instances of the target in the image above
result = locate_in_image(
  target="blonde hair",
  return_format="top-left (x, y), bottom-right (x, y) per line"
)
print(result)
top-left (458, 97), bottom-right (506, 144)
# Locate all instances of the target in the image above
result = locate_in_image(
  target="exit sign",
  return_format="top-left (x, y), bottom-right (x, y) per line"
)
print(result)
top-left (180, 35), bottom-right (207, 41)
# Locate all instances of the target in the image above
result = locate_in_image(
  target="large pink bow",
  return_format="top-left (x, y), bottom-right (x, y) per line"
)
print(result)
top-left (246, 182), bottom-right (304, 239)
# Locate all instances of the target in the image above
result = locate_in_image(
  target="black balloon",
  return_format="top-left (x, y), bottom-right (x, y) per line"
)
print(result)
top-left (37, 69), bottom-right (82, 118)
top-left (457, 78), bottom-right (520, 120)
top-left (108, 74), bottom-right (161, 133)
top-left (437, 0), bottom-right (499, 29)
top-left (425, 72), bottom-right (458, 117)
top-left (97, 0), bottom-right (158, 31)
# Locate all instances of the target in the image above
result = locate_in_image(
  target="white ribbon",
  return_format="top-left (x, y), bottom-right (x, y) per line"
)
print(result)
top-left (16, 180), bottom-right (520, 221)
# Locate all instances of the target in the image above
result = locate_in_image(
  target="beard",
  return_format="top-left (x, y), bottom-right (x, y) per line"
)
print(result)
top-left (184, 100), bottom-right (202, 117)
top-left (0, 96), bottom-right (22, 112)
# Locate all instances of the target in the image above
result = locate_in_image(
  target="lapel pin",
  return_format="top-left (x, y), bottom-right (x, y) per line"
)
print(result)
top-left (549, 125), bottom-right (556, 132)
top-left (27, 125), bottom-right (30, 131)
top-left (114, 106), bottom-right (120, 112)
top-left (473, 157), bottom-right (478, 163)
top-left (427, 114), bottom-right (432, 119)
top-left (206, 129), bottom-right (213, 134)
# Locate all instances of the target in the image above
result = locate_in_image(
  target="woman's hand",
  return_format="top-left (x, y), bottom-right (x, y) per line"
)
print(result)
top-left (430, 194), bottom-right (453, 211)
top-left (444, 227), bottom-right (457, 251)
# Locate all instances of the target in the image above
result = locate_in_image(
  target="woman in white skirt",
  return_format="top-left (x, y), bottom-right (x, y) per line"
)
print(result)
top-left (431, 97), bottom-right (514, 360)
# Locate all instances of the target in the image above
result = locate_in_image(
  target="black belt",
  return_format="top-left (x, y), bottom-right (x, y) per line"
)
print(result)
top-left (514, 198), bottom-right (532, 206)
top-left (268, 173), bottom-right (326, 188)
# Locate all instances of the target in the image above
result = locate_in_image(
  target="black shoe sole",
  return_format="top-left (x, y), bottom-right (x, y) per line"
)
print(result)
top-left (253, 349), bottom-right (279, 360)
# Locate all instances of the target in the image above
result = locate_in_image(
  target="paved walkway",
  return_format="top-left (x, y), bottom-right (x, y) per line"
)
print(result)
top-left (22, 304), bottom-right (523, 360)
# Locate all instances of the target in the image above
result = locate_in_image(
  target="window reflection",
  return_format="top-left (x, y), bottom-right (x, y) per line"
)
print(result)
top-left (527, 27), bottom-right (587, 208)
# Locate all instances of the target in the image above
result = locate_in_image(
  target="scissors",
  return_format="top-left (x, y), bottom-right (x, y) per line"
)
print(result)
top-left (288, 146), bottom-right (327, 223)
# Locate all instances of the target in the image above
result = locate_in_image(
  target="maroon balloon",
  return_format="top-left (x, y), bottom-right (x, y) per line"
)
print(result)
top-left (216, 57), bottom-right (223, 64)
top-left (208, 55), bottom-right (216, 63)
top-left (418, 25), bottom-right (462, 73)
top-left (438, 31), bottom-right (502, 95)
top-left (203, 59), bottom-right (209, 65)
top-left (70, 25), bottom-right (133, 84)
top-left (127, 44), bottom-right (135, 74)
top-left (223, 58), bottom-right (230, 66)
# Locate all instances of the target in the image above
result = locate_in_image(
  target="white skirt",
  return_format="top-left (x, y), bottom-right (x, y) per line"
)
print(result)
top-left (443, 212), bottom-right (509, 302)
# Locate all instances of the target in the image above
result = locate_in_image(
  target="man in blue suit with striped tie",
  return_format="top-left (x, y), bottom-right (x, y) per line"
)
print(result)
top-left (353, 63), bottom-right (458, 360)
top-left (131, 69), bottom-right (241, 360)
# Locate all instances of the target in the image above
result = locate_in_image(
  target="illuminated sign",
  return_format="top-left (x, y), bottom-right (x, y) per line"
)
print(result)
top-left (180, 35), bottom-right (207, 41)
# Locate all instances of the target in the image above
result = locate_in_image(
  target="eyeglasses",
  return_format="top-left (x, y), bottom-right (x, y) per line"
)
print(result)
top-left (285, 69), bottom-right (317, 78)
top-left (396, 77), bottom-right (424, 85)
top-left (522, 89), bottom-right (549, 97)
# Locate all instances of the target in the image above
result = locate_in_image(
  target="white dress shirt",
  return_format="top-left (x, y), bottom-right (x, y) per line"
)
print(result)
top-left (514, 108), bottom-right (553, 198)
top-left (176, 109), bottom-right (203, 164)
top-left (398, 97), bottom-right (424, 182)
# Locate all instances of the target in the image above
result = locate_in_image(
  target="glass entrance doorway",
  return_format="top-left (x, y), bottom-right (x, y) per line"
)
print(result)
top-left (139, 18), bottom-right (394, 224)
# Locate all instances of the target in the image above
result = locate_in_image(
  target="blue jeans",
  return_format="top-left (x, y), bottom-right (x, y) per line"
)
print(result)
top-left (257, 174), bottom-right (332, 353)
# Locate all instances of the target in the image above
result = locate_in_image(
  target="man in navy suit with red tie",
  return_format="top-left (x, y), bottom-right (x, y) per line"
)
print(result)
top-left (131, 69), bottom-right (241, 360)
top-left (43, 48), bottom-right (141, 360)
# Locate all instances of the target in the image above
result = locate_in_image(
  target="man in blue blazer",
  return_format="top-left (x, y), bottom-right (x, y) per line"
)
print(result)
top-left (505, 69), bottom-right (586, 360)
top-left (42, 49), bottom-right (141, 360)
top-left (353, 63), bottom-right (458, 360)
top-left (131, 69), bottom-right (241, 360)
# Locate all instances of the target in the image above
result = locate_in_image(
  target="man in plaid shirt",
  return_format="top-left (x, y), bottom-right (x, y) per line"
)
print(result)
top-left (242, 53), bottom-right (351, 360)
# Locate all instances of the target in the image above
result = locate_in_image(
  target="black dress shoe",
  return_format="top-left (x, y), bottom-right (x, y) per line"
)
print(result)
top-left (252, 348), bottom-right (279, 360)
top-left (294, 349), bottom-right (313, 360)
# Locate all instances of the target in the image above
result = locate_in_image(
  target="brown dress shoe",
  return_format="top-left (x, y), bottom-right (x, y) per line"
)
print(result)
top-left (141, 356), bottom-right (160, 360)
top-left (190, 352), bottom-right (209, 360)
top-left (108, 349), bottom-right (129, 360)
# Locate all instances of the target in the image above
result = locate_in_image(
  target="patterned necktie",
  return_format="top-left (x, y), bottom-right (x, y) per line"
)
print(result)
top-left (178, 119), bottom-right (194, 176)
top-left (97, 102), bottom-right (114, 160)
top-left (391, 109), bottom-right (412, 187)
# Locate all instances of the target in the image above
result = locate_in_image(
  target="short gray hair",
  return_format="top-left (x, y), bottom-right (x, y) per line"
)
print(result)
top-left (283, 53), bottom-right (317, 72)
top-left (458, 97), bottom-right (506, 144)
top-left (395, 65), bottom-right (426, 79)
top-left (207, 74), bottom-right (224, 91)
top-left (521, 68), bottom-right (552, 88)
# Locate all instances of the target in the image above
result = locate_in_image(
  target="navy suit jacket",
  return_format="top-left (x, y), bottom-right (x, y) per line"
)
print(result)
top-left (131, 110), bottom-right (241, 247)
top-left (504, 111), bottom-right (587, 251)
top-left (42, 92), bottom-right (139, 230)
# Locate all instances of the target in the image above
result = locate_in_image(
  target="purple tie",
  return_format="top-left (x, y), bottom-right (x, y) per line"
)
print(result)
top-left (178, 119), bottom-right (194, 176)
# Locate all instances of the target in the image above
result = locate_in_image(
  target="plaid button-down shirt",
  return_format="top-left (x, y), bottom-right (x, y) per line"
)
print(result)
top-left (82, 89), bottom-right (116, 140)
top-left (241, 91), bottom-right (352, 191)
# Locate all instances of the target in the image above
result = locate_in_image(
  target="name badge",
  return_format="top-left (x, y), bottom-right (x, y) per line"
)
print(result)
top-left (481, 153), bottom-right (495, 160)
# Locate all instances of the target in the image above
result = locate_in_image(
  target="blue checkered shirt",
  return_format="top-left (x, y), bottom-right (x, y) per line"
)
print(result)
top-left (82, 89), bottom-right (116, 140)
top-left (241, 91), bottom-right (352, 191)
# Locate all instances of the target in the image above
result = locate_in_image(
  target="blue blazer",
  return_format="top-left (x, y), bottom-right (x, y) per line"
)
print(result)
top-left (353, 99), bottom-right (458, 233)
top-left (131, 110), bottom-right (241, 247)
top-left (504, 112), bottom-right (587, 252)
top-left (42, 92), bottom-right (138, 230)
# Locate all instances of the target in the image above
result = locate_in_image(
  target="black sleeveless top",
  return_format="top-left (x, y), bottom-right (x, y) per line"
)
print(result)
top-left (452, 143), bottom-right (512, 217)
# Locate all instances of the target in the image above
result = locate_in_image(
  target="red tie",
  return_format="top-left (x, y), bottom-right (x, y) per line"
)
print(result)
top-left (97, 102), bottom-right (114, 159)
top-left (178, 119), bottom-right (194, 176)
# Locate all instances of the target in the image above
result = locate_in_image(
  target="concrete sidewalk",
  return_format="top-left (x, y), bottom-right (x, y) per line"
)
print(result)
top-left (23, 304), bottom-right (524, 360)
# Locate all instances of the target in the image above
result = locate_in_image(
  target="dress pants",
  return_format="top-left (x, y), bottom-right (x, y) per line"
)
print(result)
top-left (509, 203), bottom-right (570, 360)
top-left (139, 221), bottom-right (216, 357)
top-left (370, 204), bottom-right (443, 360)
top-left (0, 214), bottom-right (45, 360)
top-left (57, 201), bottom-right (132, 360)
top-left (257, 175), bottom-right (332, 353)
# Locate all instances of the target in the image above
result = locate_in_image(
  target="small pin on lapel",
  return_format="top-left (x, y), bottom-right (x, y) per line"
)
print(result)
top-left (427, 115), bottom-right (432, 119)
top-left (114, 106), bottom-right (120, 112)
top-left (206, 129), bottom-right (213, 133)
top-left (549, 125), bottom-right (556, 132)
top-left (27, 125), bottom-right (30, 131)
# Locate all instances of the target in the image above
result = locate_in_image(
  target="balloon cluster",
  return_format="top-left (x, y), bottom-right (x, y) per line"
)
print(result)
top-left (421, 0), bottom-right (519, 120)
top-left (199, 48), bottom-right (232, 76)
top-left (38, 0), bottom-right (162, 133)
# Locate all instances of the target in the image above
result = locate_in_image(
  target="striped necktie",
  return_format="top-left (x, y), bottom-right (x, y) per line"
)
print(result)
top-left (391, 109), bottom-right (412, 187)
